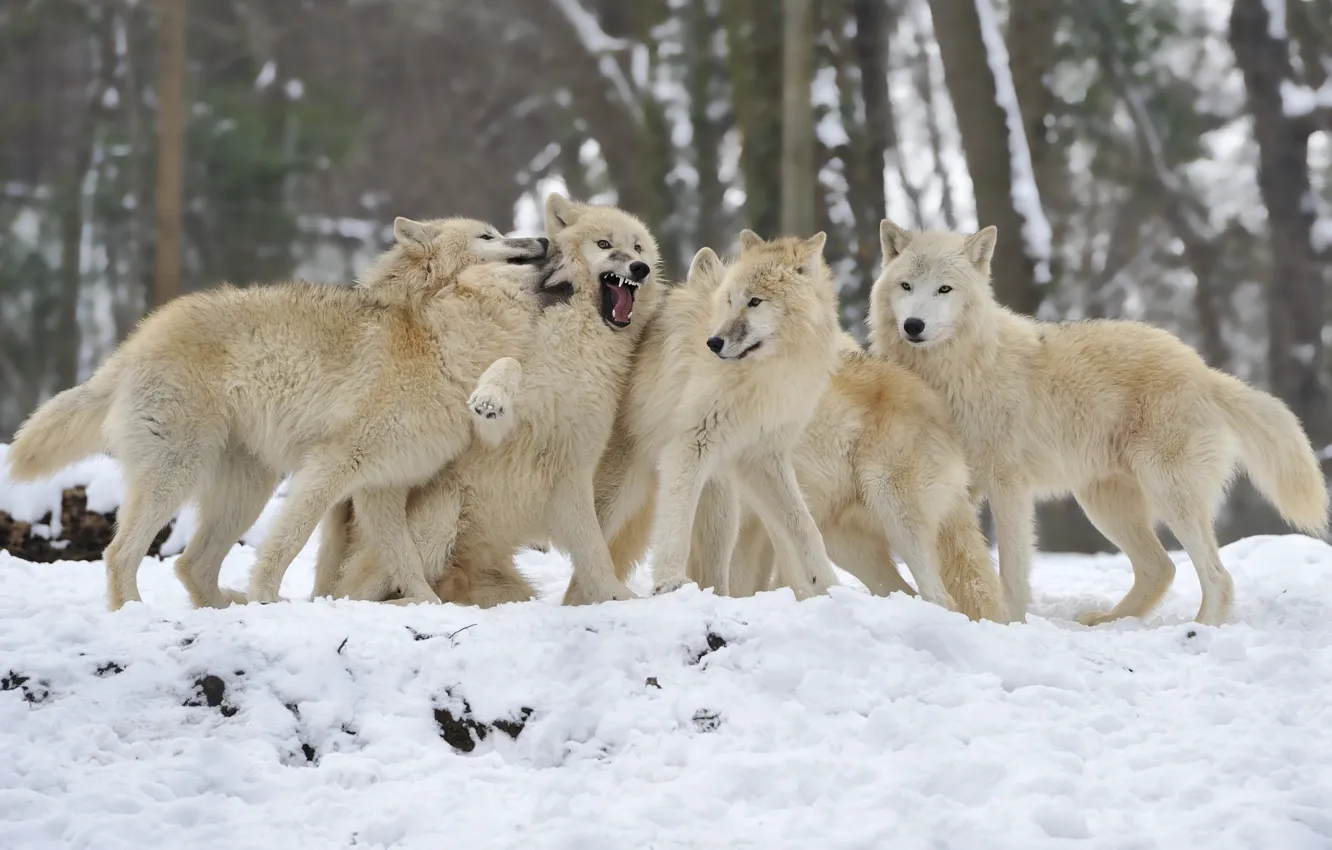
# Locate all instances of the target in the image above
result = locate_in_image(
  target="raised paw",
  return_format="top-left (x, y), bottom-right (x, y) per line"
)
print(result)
top-left (469, 387), bottom-right (510, 421)
top-left (220, 588), bottom-right (249, 607)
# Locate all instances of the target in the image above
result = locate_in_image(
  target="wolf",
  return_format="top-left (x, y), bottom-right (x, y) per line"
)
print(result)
top-left (317, 194), bottom-right (664, 608)
top-left (869, 220), bottom-right (1329, 626)
top-left (723, 339), bottom-right (1007, 622)
top-left (5, 219), bottom-right (548, 610)
top-left (592, 231), bottom-right (844, 601)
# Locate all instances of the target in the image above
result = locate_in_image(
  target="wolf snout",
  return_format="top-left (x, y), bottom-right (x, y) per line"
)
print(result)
top-left (903, 317), bottom-right (926, 338)
top-left (628, 260), bottom-right (650, 282)
top-left (706, 336), bottom-right (725, 354)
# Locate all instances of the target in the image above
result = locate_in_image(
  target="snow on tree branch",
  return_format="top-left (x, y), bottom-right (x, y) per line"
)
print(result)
top-left (549, 0), bottom-right (643, 124)
top-left (972, 0), bottom-right (1052, 284)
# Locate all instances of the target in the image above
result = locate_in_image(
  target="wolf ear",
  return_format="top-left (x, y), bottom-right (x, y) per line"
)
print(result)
top-left (963, 226), bottom-right (998, 269)
top-left (394, 217), bottom-right (436, 251)
top-left (545, 193), bottom-right (582, 237)
top-left (879, 219), bottom-right (911, 261)
top-left (794, 231), bottom-right (827, 277)
top-left (688, 246), bottom-right (723, 282)
top-left (738, 229), bottom-right (765, 252)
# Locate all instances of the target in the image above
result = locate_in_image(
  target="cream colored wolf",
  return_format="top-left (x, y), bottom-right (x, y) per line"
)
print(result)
top-left (5, 219), bottom-right (548, 610)
top-left (724, 339), bottom-right (1007, 621)
top-left (593, 231), bottom-right (844, 601)
top-left (869, 220), bottom-right (1329, 626)
top-left (316, 194), bottom-right (664, 607)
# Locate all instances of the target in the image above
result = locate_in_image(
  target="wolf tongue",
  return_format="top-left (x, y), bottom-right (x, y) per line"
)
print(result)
top-left (610, 283), bottom-right (633, 323)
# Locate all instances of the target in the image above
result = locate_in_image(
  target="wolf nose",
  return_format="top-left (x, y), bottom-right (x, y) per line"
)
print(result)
top-left (903, 318), bottom-right (925, 337)
top-left (629, 261), bottom-right (650, 281)
top-left (536, 237), bottom-right (550, 252)
top-left (706, 336), bottom-right (725, 354)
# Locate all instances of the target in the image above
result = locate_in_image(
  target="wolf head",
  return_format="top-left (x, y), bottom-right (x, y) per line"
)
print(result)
top-left (868, 220), bottom-right (997, 349)
top-left (539, 193), bottom-right (661, 331)
top-left (357, 217), bottom-right (548, 299)
top-left (695, 229), bottom-right (835, 363)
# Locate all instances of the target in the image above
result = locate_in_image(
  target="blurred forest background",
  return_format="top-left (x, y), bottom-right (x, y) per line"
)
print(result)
top-left (1, 0), bottom-right (1329, 550)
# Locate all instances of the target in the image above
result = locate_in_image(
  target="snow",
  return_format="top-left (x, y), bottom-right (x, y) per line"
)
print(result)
top-left (254, 60), bottom-right (276, 92)
top-left (1261, 0), bottom-right (1286, 40)
top-left (548, 0), bottom-right (640, 121)
top-left (4, 455), bottom-right (1332, 847)
top-left (970, 0), bottom-right (1053, 284)
top-left (1282, 80), bottom-right (1332, 119)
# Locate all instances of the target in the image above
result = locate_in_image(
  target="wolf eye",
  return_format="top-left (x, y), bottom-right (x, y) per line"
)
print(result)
top-left (479, 233), bottom-right (495, 241)
top-left (747, 297), bottom-right (762, 308)
top-left (634, 244), bottom-right (642, 253)
top-left (937, 285), bottom-right (952, 294)
top-left (597, 239), bottom-right (612, 250)
top-left (900, 281), bottom-right (912, 292)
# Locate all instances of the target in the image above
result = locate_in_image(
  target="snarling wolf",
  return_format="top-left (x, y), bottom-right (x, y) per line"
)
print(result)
top-left (317, 194), bottom-right (666, 608)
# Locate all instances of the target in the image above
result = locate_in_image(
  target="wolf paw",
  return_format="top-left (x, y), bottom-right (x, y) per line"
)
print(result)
top-left (563, 579), bottom-right (636, 606)
top-left (468, 385), bottom-right (517, 446)
top-left (651, 577), bottom-right (694, 596)
top-left (220, 588), bottom-right (249, 607)
top-left (1076, 609), bottom-right (1116, 627)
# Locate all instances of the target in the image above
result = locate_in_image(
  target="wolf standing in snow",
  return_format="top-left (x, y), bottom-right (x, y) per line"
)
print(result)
top-left (595, 231), bottom-right (844, 600)
top-left (724, 337), bottom-right (1007, 622)
top-left (321, 194), bottom-right (665, 608)
top-left (5, 219), bottom-right (548, 610)
top-left (869, 220), bottom-right (1328, 626)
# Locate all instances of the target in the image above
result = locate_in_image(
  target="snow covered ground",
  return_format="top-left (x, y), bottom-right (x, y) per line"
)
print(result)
top-left (3, 452), bottom-right (1332, 849)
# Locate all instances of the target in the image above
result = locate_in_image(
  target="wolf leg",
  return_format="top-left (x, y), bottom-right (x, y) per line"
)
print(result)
top-left (988, 485), bottom-right (1036, 623)
top-left (647, 443), bottom-right (714, 595)
top-left (247, 452), bottom-right (358, 603)
top-left (735, 451), bottom-right (839, 599)
top-left (176, 450), bottom-right (277, 608)
top-left (548, 469), bottom-right (636, 605)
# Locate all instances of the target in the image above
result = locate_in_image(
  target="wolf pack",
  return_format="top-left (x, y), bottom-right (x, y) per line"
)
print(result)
top-left (8, 195), bottom-right (1328, 629)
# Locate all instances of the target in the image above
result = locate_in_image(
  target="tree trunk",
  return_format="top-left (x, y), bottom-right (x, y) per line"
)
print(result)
top-left (1230, 0), bottom-right (1331, 450)
top-left (687, 0), bottom-right (726, 249)
top-left (780, 0), bottom-right (815, 237)
top-left (723, 0), bottom-right (783, 238)
top-left (928, 0), bottom-right (1046, 314)
top-left (153, 0), bottom-right (187, 309)
top-left (847, 0), bottom-right (893, 309)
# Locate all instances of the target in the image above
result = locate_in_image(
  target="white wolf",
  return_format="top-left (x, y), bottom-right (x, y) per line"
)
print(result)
top-left (869, 220), bottom-right (1328, 626)
top-left (316, 195), bottom-right (665, 608)
top-left (724, 337), bottom-right (1007, 621)
top-left (6, 219), bottom-right (548, 610)
top-left (592, 231), bottom-right (844, 601)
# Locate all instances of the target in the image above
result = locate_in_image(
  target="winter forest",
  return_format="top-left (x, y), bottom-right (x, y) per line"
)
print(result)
top-left (2, 0), bottom-right (1330, 551)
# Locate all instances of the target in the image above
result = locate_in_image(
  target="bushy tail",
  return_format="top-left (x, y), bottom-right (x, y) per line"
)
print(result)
top-left (1212, 373), bottom-right (1329, 537)
top-left (6, 371), bottom-right (115, 481)
top-left (936, 502), bottom-right (1007, 622)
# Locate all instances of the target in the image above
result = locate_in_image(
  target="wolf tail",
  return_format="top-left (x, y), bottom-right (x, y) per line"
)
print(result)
top-left (936, 501), bottom-right (1007, 622)
top-left (1212, 373), bottom-right (1329, 537)
top-left (6, 365), bottom-right (118, 481)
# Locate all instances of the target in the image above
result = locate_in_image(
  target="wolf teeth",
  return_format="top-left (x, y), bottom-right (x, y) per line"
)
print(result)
top-left (604, 273), bottom-right (639, 290)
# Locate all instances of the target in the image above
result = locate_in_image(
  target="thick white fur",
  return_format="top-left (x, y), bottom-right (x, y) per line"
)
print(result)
top-left (727, 335), bottom-right (1007, 622)
top-left (6, 218), bottom-right (551, 610)
top-left (595, 231), bottom-right (844, 600)
top-left (868, 221), bottom-right (1329, 626)
top-left (318, 195), bottom-right (665, 608)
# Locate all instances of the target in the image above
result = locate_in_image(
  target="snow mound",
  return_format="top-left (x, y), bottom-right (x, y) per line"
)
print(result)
top-left (3, 454), bottom-right (1332, 848)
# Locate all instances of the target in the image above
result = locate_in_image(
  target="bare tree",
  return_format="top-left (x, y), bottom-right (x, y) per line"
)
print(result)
top-left (1230, 0), bottom-right (1331, 449)
top-left (153, 0), bottom-right (186, 308)
top-left (927, 0), bottom-right (1050, 314)
top-left (780, 0), bottom-right (815, 237)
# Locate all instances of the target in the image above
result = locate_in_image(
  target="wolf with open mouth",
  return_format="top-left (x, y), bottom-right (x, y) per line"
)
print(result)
top-left (319, 194), bottom-right (670, 609)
